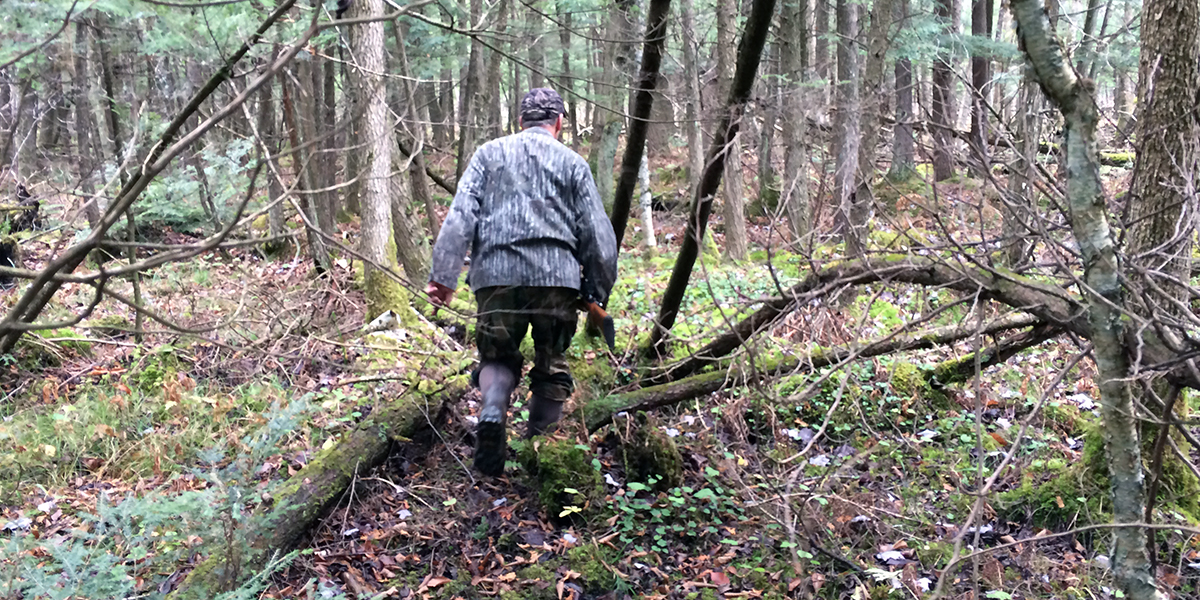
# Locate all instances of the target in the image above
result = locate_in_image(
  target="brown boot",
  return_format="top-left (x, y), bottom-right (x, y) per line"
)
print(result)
top-left (474, 363), bottom-right (516, 476)
top-left (525, 395), bottom-right (564, 438)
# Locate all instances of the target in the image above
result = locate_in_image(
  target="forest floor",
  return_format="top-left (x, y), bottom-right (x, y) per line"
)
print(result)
top-left (3, 163), bottom-right (1199, 600)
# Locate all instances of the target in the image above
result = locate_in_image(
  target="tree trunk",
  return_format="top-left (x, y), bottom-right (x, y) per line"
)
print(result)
top-left (757, 42), bottom-right (778, 211)
top-left (832, 0), bottom-right (862, 255)
top-left (717, 0), bottom-right (749, 261)
top-left (679, 0), bottom-right (704, 193)
top-left (320, 48), bottom-right (339, 220)
top-left (1127, 0), bottom-right (1198, 290)
top-left (308, 53), bottom-right (335, 238)
top-left (257, 78), bottom-right (289, 255)
top-left (931, 0), bottom-right (956, 182)
top-left (968, 0), bottom-right (992, 177)
top-left (852, 0), bottom-right (895, 237)
top-left (341, 57), bottom-right (362, 217)
top-left (1114, 0), bottom-right (1134, 139)
top-left (638, 154), bottom-right (657, 250)
top-left (649, 0), bottom-right (775, 356)
top-left (1002, 69), bottom-right (1039, 267)
top-left (392, 20), bottom-right (441, 239)
top-left (1076, 0), bottom-right (1103, 76)
top-left (888, 0), bottom-right (915, 180)
top-left (780, 0), bottom-right (811, 239)
top-left (558, 2), bottom-right (581, 150)
top-left (1010, 1), bottom-right (1165, 598)
top-left (455, 0), bottom-right (485, 180)
top-left (814, 0), bottom-right (831, 92)
top-left (351, 0), bottom-right (417, 321)
top-left (527, 1), bottom-right (546, 89)
top-left (281, 72), bottom-right (332, 273)
top-left (73, 22), bottom-right (101, 228)
top-left (96, 17), bottom-right (126, 175)
top-left (588, 0), bottom-right (637, 213)
top-left (484, 0), bottom-right (508, 139)
top-left (609, 0), bottom-right (673, 248)
top-left (1126, 0), bottom-right (1199, 520)
top-left (715, 0), bottom-right (744, 262)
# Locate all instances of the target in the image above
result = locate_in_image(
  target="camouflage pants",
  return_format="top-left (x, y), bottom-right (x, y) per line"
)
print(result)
top-left (473, 286), bottom-right (578, 402)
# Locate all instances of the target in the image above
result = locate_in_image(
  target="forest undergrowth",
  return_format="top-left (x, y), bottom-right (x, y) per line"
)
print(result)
top-left (4, 163), bottom-right (1199, 600)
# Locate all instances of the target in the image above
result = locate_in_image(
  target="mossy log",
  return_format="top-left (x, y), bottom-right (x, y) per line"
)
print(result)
top-left (588, 313), bottom-right (1047, 432)
top-left (649, 255), bottom-right (1085, 385)
top-left (168, 380), bottom-right (468, 600)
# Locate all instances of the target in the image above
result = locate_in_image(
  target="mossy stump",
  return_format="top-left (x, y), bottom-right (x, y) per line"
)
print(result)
top-left (518, 437), bottom-right (604, 521)
top-left (614, 412), bottom-right (684, 492)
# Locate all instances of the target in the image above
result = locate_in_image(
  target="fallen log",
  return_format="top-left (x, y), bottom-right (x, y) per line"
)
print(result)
top-left (168, 378), bottom-right (468, 600)
top-left (588, 313), bottom-right (1048, 432)
top-left (648, 255), bottom-right (1087, 384)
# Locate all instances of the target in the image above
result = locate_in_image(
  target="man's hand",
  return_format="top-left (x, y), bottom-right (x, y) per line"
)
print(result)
top-left (424, 281), bottom-right (455, 307)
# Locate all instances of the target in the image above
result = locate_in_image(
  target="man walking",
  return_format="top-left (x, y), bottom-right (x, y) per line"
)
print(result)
top-left (425, 89), bottom-right (618, 476)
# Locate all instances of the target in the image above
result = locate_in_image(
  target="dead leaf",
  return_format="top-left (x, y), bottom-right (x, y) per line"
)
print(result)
top-left (710, 571), bottom-right (730, 586)
top-left (810, 572), bottom-right (825, 592)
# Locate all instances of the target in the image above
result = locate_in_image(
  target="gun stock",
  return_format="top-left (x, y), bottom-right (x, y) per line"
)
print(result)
top-left (580, 300), bottom-right (616, 351)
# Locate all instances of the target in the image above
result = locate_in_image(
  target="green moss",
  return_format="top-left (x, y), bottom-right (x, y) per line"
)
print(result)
top-left (364, 268), bottom-right (417, 326)
top-left (518, 563), bottom-right (556, 582)
top-left (519, 437), bottom-right (604, 520)
top-left (616, 413), bottom-right (684, 492)
top-left (133, 346), bottom-right (181, 393)
top-left (889, 360), bottom-right (952, 411)
top-left (567, 544), bottom-right (619, 592)
top-left (88, 315), bottom-right (133, 338)
top-left (890, 361), bottom-right (924, 397)
top-left (1101, 151), bottom-right (1135, 167)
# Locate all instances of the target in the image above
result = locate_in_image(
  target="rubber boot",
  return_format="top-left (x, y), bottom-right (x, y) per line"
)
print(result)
top-left (525, 395), bottom-right (565, 438)
top-left (474, 363), bottom-right (516, 476)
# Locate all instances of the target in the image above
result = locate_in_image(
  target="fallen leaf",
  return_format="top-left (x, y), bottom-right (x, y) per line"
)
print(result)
top-left (710, 571), bottom-right (730, 586)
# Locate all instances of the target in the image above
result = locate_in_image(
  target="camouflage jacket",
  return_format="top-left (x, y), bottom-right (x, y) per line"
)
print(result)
top-left (428, 127), bottom-right (619, 304)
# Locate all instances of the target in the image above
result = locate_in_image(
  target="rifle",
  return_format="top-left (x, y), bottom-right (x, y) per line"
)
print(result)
top-left (577, 292), bottom-right (615, 352)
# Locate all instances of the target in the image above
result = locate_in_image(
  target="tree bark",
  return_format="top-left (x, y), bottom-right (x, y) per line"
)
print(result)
top-left (852, 0), bottom-right (895, 240)
top-left (73, 21), bottom-right (101, 228)
top-left (638, 154), bottom-right (657, 250)
top-left (257, 78), bottom-right (289, 255)
top-left (717, 0), bottom-right (749, 261)
top-left (1011, 1), bottom-right (1165, 597)
top-left (649, 0), bottom-right (776, 357)
top-left (350, 0), bottom-right (416, 320)
top-left (679, 0), bottom-right (704, 193)
top-left (588, 0), bottom-right (637, 213)
top-left (609, 0), bottom-right (673, 248)
top-left (281, 71), bottom-right (332, 273)
top-left (484, 0), bottom-right (509, 139)
top-left (557, 2), bottom-right (581, 150)
top-left (1114, 0), bottom-right (1134, 139)
top-left (780, 0), bottom-right (811, 239)
top-left (931, 0), bottom-right (956, 182)
top-left (888, 0), bottom-right (915, 180)
top-left (1127, 0), bottom-right (1199, 301)
top-left (968, 0), bottom-right (992, 177)
top-left (832, 0), bottom-right (862, 255)
top-left (814, 0), bottom-right (831, 93)
top-left (527, 1), bottom-right (546, 89)
top-left (392, 20), bottom-right (441, 239)
top-left (455, 0), bottom-right (485, 180)
top-left (1002, 69), bottom-right (1039, 266)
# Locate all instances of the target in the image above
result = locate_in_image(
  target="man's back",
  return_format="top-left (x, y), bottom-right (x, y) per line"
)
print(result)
top-left (430, 127), bottom-right (616, 303)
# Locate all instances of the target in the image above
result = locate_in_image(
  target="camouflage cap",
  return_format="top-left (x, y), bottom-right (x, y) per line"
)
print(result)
top-left (519, 88), bottom-right (565, 125)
